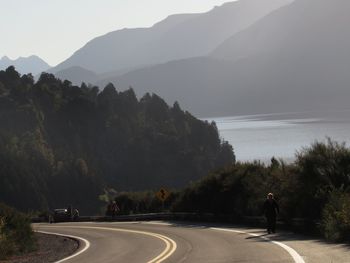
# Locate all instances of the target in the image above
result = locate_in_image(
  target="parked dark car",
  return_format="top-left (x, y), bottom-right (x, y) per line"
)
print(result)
top-left (49, 207), bottom-right (79, 223)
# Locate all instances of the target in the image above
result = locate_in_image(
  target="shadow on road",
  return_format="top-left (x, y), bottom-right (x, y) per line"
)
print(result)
top-left (156, 220), bottom-right (350, 249)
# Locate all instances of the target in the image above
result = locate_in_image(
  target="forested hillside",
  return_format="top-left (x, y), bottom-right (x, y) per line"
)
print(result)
top-left (0, 66), bottom-right (234, 213)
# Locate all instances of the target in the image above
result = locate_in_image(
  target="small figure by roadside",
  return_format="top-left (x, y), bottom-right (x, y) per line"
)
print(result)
top-left (72, 208), bottom-right (79, 220)
top-left (66, 205), bottom-right (79, 220)
top-left (106, 201), bottom-right (120, 217)
top-left (111, 201), bottom-right (120, 217)
top-left (263, 193), bottom-right (279, 234)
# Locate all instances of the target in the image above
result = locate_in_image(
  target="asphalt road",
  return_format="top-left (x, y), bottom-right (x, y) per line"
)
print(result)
top-left (34, 221), bottom-right (350, 263)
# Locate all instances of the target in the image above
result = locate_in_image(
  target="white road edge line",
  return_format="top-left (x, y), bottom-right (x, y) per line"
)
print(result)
top-left (35, 230), bottom-right (90, 263)
top-left (39, 226), bottom-right (177, 263)
top-left (210, 227), bottom-right (305, 263)
top-left (139, 222), bottom-right (174, 226)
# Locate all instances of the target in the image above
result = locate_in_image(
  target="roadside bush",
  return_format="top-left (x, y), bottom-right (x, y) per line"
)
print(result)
top-left (0, 203), bottom-right (36, 259)
top-left (294, 138), bottom-right (350, 220)
top-left (171, 162), bottom-right (282, 217)
top-left (114, 191), bottom-right (178, 215)
top-left (321, 189), bottom-right (350, 242)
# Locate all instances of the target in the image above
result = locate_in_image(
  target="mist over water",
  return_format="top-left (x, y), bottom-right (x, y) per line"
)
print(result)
top-left (207, 110), bottom-right (350, 163)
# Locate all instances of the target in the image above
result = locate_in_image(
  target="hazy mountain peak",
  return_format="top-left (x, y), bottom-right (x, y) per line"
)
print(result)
top-left (0, 55), bottom-right (51, 75)
top-left (27, 55), bottom-right (40, 59)
top-left (1, 55), bottom-right (10, 61)
top-left (212, 0), bottom-right (349, 61)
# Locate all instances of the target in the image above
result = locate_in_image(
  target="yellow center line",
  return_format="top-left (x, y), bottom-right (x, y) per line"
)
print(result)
top-left (146, 233), bottom-right (177, 263)
top-left (38, 225), bottom-right (177, 263)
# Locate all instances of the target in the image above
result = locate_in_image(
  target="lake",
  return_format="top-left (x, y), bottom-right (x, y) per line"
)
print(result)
top-left (206, 110), bottom-right (350, 163)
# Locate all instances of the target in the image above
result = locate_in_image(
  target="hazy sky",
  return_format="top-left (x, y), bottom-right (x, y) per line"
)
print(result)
top-left (1, 0), bottom-right (234, 66)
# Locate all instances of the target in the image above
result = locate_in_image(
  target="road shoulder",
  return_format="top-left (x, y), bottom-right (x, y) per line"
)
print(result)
top-left (2, 232), bottom-right (79, 263)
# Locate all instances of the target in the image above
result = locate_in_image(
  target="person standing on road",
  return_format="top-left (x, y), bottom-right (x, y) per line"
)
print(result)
top-left (263, 193), bottom-right (279, 234)
top-left (111, 201), bottom-right (120, 217)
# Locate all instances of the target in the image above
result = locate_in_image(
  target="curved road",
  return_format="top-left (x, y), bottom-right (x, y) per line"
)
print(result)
top-left (34, 221), bottom-right (350, 263)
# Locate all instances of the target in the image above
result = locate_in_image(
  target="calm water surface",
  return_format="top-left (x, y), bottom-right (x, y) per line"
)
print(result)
top-left (207, 110), bottom-right (350, 163)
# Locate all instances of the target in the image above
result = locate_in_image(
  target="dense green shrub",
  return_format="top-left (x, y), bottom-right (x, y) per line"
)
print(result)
top-left (294, 138), bottom-right (350, 220)
top-left (0, 203), bottom-right (36, 259)
top-left (321, 189), bottom-right (350, 241)
top-left (113, 191), bottom-right (178, 215)
top-left (170, 161), bottom-right (287, 217)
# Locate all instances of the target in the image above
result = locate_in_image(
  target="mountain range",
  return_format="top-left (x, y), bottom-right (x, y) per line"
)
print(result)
top-left (50, 0), bottom-right (291, 85)
top-left (104, 0), bottom-right (350, 117)
top-left (14, 0), bottom-right (350, 118)
top-left (0, 55), bottom-right (50, 76)
top-left (51, 0), bottom-right (290, 74)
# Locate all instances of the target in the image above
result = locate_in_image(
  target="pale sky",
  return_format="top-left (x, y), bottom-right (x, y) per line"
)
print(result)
top-left (0, 0), bottom-right (234, 66)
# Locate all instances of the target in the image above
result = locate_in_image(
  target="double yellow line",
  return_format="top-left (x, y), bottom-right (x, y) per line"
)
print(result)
top-left (38, 225), bottom-right (177, 263)
top-left (144, 231), bottom-right (177, 263)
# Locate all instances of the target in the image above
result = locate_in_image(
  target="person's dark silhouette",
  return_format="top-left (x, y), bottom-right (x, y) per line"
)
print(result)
top-left (67, 204), bottom-right (73, 220)
top-left (263, 193), bottom-right (279, 234)
top-left (111, 201), bottom-right (120, 217)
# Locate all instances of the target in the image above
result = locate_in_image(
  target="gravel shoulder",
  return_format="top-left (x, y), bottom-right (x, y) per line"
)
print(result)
top-left (1, 232), bottom-right (79, 263)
